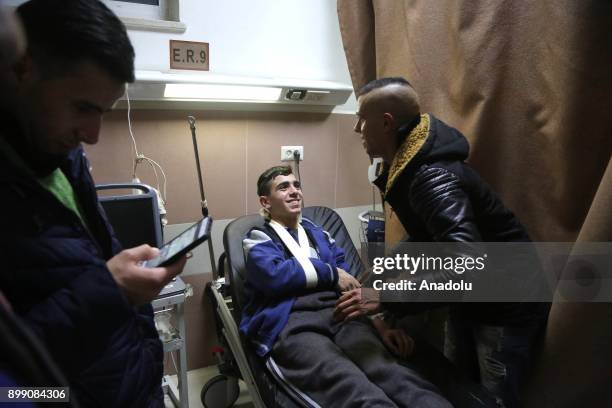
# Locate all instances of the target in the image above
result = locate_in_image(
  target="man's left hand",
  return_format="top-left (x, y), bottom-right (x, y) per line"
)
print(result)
top-left (381, 328), bottom-right (414, 359)
top-left (370, 316), bottom-right (414, 358)
top-left (334, 287), bottom-right (381, 321)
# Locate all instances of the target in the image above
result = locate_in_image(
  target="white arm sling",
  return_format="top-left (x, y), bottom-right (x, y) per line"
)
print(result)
top-left (268, 220), bottom-right (318, 288)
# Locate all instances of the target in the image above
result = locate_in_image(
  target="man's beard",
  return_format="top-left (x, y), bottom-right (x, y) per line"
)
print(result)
top-left (2, 116), bottom-right (67, 176)
top-left (24, 147), bottom-right (66, 176)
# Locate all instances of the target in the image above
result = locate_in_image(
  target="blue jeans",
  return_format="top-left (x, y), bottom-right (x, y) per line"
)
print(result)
top-left (444, 314), bottom-right (545, 408)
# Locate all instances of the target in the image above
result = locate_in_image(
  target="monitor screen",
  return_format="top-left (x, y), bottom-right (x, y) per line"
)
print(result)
top-left (99, 195), bottom-right (162, 249)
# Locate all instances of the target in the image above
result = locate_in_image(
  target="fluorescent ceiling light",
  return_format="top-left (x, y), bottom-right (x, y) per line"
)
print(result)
top-left (123, 71), bottom-right (354, 110)
top-left (164, 83), bottom-right (282, 101)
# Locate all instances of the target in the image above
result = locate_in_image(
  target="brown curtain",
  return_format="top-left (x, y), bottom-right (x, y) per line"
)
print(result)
top-left (338, 1), bottom-right (612, 406)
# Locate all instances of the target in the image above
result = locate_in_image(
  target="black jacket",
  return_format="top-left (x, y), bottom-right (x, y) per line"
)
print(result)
top-left (375, 114), bottom-right (548, 325)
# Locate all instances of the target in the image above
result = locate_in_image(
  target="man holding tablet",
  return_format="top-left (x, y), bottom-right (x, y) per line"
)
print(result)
top-left (0, 0), bottom-right (186, 406)
top-left (143, 217), bottom-right (211, 268)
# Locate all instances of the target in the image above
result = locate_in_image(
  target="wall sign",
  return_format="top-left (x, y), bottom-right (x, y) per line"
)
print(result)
top-left (169, 40), bottom-right (209, 71)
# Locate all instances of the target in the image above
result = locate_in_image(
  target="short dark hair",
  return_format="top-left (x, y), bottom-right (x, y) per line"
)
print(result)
top-left (257, 165), bottom-right (293, 196)
top-left (357, 77), bottom-right (412, 98)
top-left (17, 0), bottom-right (135, 83)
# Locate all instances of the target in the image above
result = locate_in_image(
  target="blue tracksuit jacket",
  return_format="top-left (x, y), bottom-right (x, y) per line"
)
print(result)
top-left (240, 218), bottom-right (348, 356)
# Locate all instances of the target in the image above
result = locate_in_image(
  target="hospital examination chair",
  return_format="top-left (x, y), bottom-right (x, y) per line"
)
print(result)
top-left (206, 206), bottom-right (495, 407)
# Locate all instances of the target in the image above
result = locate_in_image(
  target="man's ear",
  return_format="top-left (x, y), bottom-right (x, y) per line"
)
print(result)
top-left (259, 195), bottom-right (271, 209)
top-left (382, 112), bottom-right (396, 132)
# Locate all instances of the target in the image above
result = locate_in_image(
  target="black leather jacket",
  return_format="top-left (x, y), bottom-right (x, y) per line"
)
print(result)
top-left (375, 114), bottom-right (547, 324)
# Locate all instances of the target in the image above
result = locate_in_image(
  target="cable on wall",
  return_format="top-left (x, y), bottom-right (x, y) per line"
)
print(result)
top-left (126, 84), bottom-right (169, 225)
top-left (293, 150), bottom-right (304, 208)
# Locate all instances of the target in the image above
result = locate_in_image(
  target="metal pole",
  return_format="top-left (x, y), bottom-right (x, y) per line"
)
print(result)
top-left (187, 116), bottom-right (217, 277)
top-left (188, 116), bottom-right (208, 218)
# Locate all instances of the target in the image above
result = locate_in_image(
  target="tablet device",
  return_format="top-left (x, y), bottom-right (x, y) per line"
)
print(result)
top-left (143, 217), bottom-right (212, 268)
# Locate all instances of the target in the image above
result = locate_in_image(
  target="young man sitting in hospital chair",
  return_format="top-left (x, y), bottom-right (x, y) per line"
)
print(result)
top-left (240, 165), bottom-right (452, 408)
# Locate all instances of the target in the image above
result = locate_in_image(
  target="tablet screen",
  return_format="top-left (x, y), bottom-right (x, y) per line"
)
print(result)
top-left (144, 217), bottom-right (211, 268)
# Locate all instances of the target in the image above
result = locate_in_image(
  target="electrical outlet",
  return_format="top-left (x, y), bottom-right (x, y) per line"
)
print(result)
top-left (281, 146), bottom-right (304, 161)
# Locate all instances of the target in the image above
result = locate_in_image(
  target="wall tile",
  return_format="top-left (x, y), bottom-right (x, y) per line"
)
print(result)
top-left (88, 110), bottom-right (248, 224)
top-left (87, 110), bottom-right (137, 184)
top-left (177, 111), bottom-right (248, 221)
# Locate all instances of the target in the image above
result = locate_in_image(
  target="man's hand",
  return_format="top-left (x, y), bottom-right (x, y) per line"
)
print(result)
top-left (336, 268), bottom-right (361, 292)
top-left (334, 287), bottom-right (381, 321)
top-left (107, 244), bottom-right (187, 306)
top-left (371, 317), bottom-right (414, 359)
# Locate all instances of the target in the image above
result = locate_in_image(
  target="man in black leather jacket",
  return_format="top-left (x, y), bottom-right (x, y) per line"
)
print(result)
top-left (335, 77), bottom-right (549, 408)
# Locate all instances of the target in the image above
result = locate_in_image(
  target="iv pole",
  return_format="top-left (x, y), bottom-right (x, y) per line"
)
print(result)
top-left (187, 115), bottom-right (218, 278)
